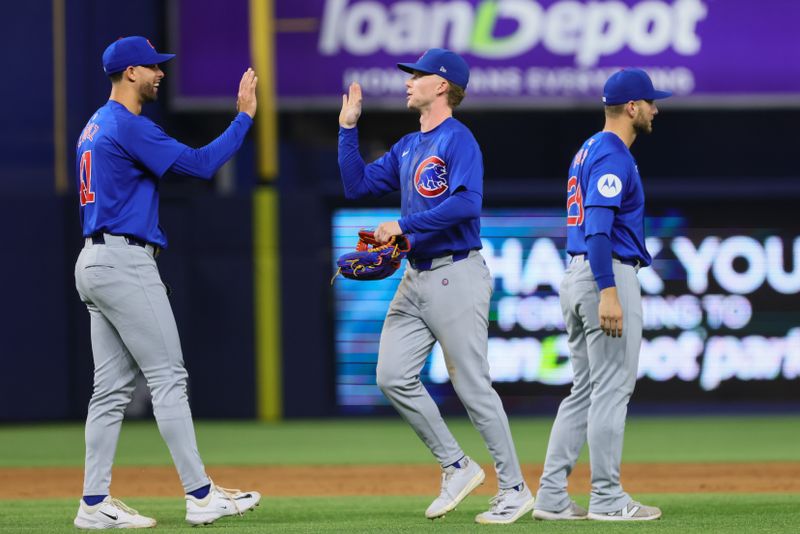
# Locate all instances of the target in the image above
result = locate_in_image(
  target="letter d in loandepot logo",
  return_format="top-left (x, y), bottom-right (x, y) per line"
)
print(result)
top-left (319, 0), bottom-right (707, 67)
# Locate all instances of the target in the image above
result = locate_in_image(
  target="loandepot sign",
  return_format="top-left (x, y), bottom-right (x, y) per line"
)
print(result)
top-left (319, 0), bottom-right (707, 67)
top-left (174, 0), bottom-right (800, 107)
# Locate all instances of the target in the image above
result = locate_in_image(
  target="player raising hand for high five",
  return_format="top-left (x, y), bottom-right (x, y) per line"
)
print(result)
top-left (73, 36), bottom-right (261, 529)
top-left (337, 49), bottom-right (533, 524)
top-left (339, 81), bottom-right (362, 128)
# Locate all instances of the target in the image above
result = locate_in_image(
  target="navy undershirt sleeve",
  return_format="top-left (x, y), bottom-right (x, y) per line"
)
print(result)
top-left (168, 113), bottom-right (253, 179)
top-left (586, 234), bottom-right (615, 289)
top-left (398, 189), bottom-right (481, 233)
top-left (585, 206), bottom-right (616, 290)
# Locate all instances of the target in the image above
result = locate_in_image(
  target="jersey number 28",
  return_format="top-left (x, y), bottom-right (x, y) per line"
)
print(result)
top-left (79, 151), bottom-right (95, 206)
top-left (566, 176), bottom-right (583, 226)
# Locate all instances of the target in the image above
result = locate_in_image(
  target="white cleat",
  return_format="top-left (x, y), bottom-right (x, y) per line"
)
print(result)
top-left (533, 500), bottom-right (588, 520)
top-left (474, 483), bottom-right (535, 524)
top-left (185, 480), bottom-right (261, 526)
top-left (425, 456), bottom-right (486, 519)
top-left (73, 496), bottom-right (156, 529)
top-left (587, 500), bottom-right (662, 521)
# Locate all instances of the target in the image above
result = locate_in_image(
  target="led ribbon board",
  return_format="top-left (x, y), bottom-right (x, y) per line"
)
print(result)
top-left (333, 208), bottom-right (800, 412)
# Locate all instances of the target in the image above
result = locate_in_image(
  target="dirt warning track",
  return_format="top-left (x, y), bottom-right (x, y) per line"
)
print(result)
top-left (3, 462), bottom-right (800, 499)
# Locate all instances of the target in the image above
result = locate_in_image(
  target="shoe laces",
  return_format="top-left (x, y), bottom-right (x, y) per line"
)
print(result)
top-left (487, 489), bottom-right (514, 512)
top-left (437, 468), bottom-right (454, 496)
top-left (211, 480), bottom-right (243, 516)
top-left (108, 497), bottom-right (138, 516)
top-left (439, 460), bottom-right (465, 492)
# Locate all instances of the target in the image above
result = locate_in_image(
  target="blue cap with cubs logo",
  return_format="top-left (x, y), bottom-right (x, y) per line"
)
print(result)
top-left (602, 68), bottom-right (672, 106)
top-left (397, 48), bottom-right (470, 89)
top-left (102, 36), bottom-right (175, 75)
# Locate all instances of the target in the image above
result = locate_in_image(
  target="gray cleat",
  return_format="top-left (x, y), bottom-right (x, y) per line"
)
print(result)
top-left (475, 483), bottom-right (535, 524)
top-left (533, 500), bottom-right (588, 520)
top-left (425, 456), bottom-right (485, 519)
top-left (587, 500), bottom-right (662, 521)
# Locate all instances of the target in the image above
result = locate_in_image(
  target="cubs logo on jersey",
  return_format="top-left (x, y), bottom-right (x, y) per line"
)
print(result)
top-left (414, 156), bottom-right (448, 198)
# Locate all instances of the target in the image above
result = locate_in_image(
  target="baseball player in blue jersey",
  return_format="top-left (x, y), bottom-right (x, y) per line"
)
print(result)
top-left (72, 36), bottom-right (260, 529)
top-left (532, 68), bottom-right (671, 522)
top-left (338, 48), bottom-right (533, 524)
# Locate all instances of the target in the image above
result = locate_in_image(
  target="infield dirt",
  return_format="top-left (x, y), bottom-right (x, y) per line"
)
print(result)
top-left (4, 463), bottom-right (800, 499)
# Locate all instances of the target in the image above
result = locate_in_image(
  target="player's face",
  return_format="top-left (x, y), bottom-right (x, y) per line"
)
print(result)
top-left (405, 72), bottom-right (446, 111)
top-left (136, 64), bottom-right (164, 103)
top-left (633, 99), bottom-right (658, 135)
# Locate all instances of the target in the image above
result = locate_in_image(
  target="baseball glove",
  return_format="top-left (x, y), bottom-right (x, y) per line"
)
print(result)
top-left (332, 230), bottom-right (411, 283)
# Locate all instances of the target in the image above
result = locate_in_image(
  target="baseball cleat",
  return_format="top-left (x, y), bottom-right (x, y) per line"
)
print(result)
top-left (587, 500), bottom-right (661, 521)
top-left (474, 483), bottom-right (535, 524)
top-left (73, 496), bottom-right (156, 529)
top-left (533, 500), bottom-right (588, 520)
top-left (185, 480), bottom-right (261, 526)
top-left (425, 456), bottom-right (486, 519)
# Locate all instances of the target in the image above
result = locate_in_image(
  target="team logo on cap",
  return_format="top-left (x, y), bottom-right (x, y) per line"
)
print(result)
top-left (414, 156), bottom-right (448, 198)
top-left (597, 174), bottom-right (622, 198)
top-left (146, 39), bottom-right (156, 50)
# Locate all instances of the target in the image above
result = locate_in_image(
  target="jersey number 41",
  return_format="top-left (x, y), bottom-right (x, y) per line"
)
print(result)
top-left (79, 151), bottom-right (96, 206)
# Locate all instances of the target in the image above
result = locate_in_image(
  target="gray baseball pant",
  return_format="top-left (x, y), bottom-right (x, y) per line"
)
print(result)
top-left (376, 251), bottom-right (524, 489)
top-left (75, 234), bottom-right (209, 495)
top-left (535, 256), bottom-right (642, 513)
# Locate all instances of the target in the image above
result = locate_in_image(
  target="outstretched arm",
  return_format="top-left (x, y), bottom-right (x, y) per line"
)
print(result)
top-left (168, 69), bottom-right (258, 179)
top-left (338, 82), bottom-right (401, 199)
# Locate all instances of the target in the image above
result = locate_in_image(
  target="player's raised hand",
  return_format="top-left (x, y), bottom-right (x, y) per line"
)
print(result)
top-left (237, 68), bottom-right (258, 118)
top-left (339, 82), bottom-right (362, 128)
top-left (599, 287), bottom-right (623, 337)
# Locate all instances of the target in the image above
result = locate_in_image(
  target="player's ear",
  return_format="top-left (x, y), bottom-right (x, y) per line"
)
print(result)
top-left (626, 101), bottom-right (637, 118)
top-left (438, 79), bottom-right (449, 97)
top-left (123, 66), bottom-right (137, 82)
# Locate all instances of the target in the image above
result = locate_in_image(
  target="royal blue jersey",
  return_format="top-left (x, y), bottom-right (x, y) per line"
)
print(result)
top-left (75, 101), bottom-right (188, 248)
top-left (338, 117), bottom-right (483, 259)
top-left (565, 131), bottom-right (651, 266)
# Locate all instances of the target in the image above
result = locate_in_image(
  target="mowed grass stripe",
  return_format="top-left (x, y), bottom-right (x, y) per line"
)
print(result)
top-left (0, 416), bottom-right (798, 467)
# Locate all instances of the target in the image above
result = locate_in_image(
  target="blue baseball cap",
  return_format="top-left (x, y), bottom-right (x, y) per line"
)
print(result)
top-left (397, 48), bottom-right (470, 89)
top-left (602, 68), bottom-right (672, 105)
top-left (102, 36), bottom-right (175, 75)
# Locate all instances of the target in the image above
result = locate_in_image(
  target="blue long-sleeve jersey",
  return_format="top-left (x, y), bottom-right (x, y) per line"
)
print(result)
top-left (76, 101), bottom-right (252, 248)
top-left (566, 131), bottom-right (651, 266)
top-left (338, 117), bottom-right (483, 260)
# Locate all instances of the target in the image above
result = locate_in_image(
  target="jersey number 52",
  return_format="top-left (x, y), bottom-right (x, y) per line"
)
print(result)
top-left (79, 151), bottom-right (96, 206)
top-left (566, 176), bottom-right (583, 226)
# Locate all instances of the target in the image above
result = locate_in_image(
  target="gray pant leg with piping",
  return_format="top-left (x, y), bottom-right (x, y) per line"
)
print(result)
top-left (75, 236), bottom-right (209, 495)
top-left (536, 259), bottom-right (642, 512)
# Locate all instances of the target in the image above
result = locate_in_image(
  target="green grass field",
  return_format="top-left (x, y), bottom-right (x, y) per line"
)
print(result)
top-left (1, 416), bottom-right (799, 532)
top-left (1, 494), bottom-right (799, 533)
top-left (2, 416), bottom-right (799, 467)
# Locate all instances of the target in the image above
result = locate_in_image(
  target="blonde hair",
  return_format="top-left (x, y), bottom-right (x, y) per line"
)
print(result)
top-left (447, 83), bottom-right (466, 108)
